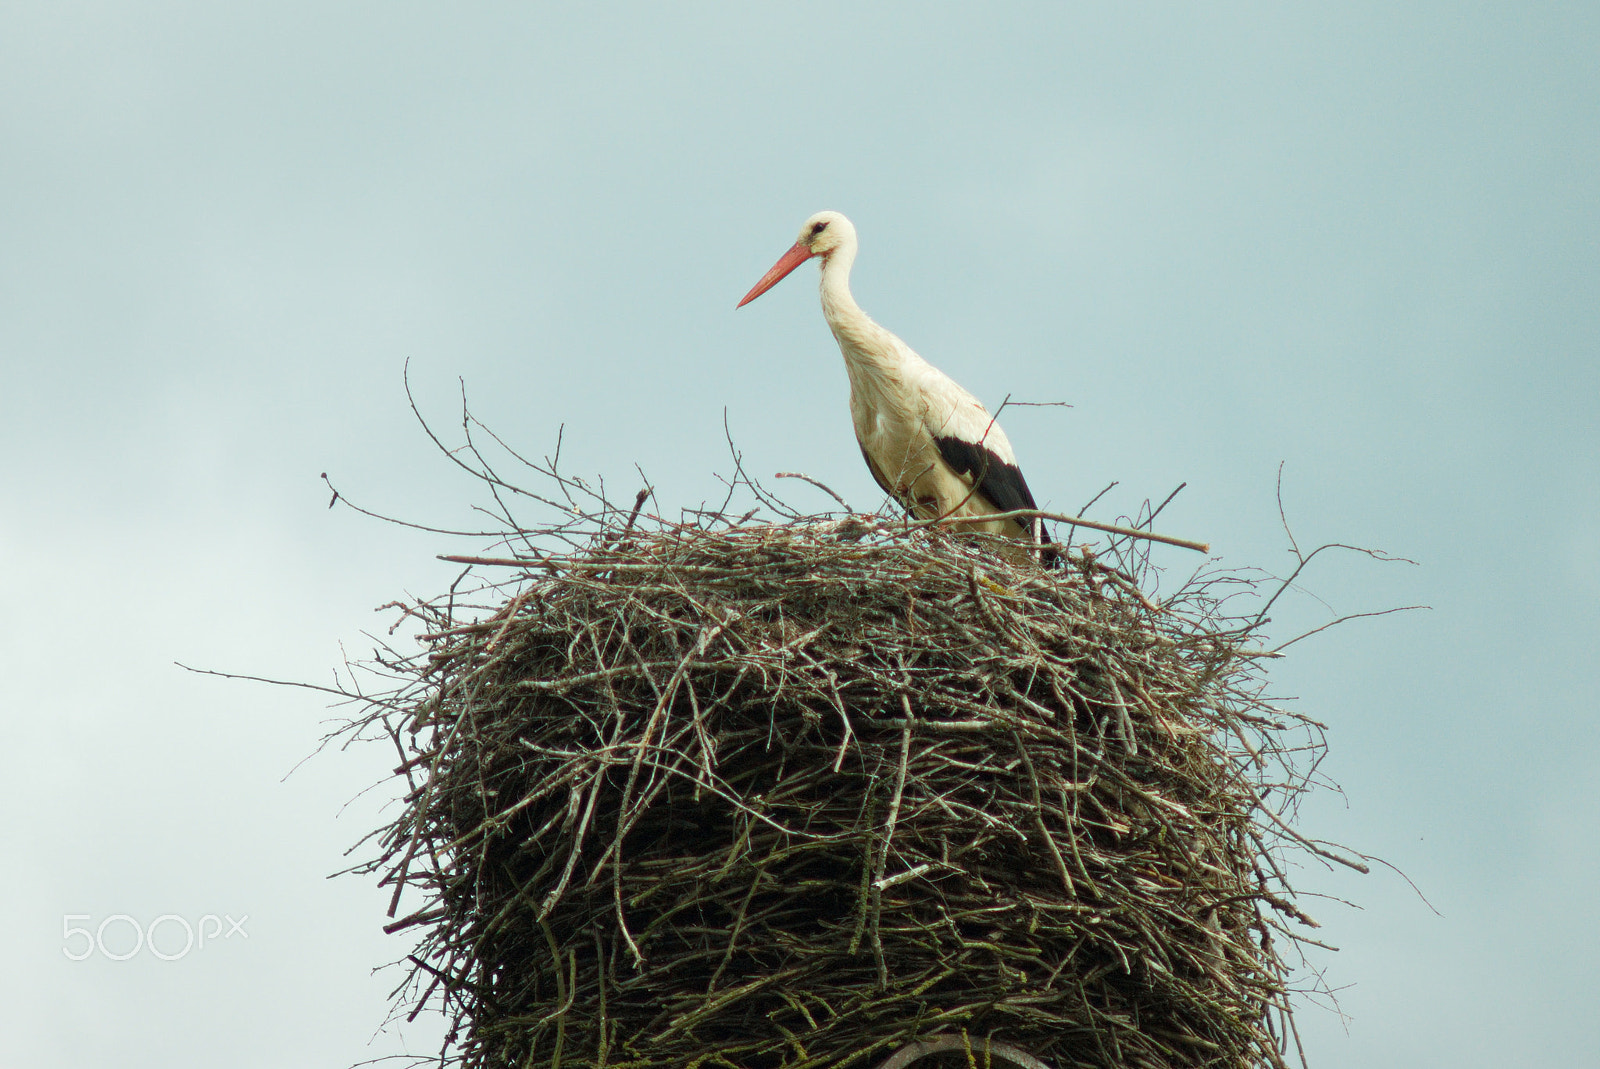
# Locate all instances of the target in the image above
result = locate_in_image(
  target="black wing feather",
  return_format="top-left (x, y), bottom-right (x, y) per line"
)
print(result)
top-left (933, 435), bottom-right (1058, 559)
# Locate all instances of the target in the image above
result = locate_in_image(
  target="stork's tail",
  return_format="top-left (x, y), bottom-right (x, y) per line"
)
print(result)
top-left (1036, 519), bottom-right (1065, 569)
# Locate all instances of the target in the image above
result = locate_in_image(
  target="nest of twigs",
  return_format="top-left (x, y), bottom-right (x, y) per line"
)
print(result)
top-left (340, 489), bottom-right (1352, 1069)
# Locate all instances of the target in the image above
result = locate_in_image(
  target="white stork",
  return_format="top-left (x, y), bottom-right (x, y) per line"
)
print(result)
top-left (738, 210), bottom-right (1055, 564)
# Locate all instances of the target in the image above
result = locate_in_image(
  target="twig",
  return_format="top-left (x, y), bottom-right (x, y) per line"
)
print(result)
top-left (438, 554), bottom-right (546, 568)
top-left (774, 471), bottom-right (854, 512)
top-left (928, 507), bottom-right (1208, 552)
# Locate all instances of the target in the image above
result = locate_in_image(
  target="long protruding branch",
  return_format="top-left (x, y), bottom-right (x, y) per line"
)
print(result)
top-left (938, 508), bottom-right (1210, 553)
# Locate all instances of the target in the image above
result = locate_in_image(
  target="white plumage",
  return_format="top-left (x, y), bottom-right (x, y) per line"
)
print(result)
top-left (738, 211), bottom-right (1053, 560)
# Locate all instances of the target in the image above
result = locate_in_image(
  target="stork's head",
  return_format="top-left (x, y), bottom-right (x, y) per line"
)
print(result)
top-left (737, 210), bottom-right (857, 308)
top-left (794, 210), bottom-right (854, 257)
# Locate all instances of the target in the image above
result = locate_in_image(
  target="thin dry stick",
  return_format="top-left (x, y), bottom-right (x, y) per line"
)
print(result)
top-left (868, 693), bottom-right (917, 988)
top-left (774, 471), bottom-right (854, 512)
top-left (439, 554), bottom-right (547, 568)
top-left (940, 508), bottom-right (1210, 553)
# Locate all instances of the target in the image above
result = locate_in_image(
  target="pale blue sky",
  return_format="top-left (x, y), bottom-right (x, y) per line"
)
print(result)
top-left (2, 3), bottom-right (1595, 1065)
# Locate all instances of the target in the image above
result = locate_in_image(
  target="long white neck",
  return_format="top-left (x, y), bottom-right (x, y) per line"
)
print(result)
top-left (818, 239), bottom-right (859, 321)
top-left (817, 240), bottom-right (901, 374)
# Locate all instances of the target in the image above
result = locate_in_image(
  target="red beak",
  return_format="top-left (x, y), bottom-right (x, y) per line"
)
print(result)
top-left (737, 242), bottom-right (815, 308)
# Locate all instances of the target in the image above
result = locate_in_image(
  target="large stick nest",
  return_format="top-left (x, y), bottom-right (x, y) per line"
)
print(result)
top-left (341, 491), bottom-right (1346, 1069)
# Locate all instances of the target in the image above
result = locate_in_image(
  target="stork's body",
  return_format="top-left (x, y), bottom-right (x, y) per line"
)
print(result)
top-left (739, 211), bottom-right (1052, 558)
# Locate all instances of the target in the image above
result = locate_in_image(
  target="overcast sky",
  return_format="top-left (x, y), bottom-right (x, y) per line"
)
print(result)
top-left (2, 3), bottom-right (1596, 1066)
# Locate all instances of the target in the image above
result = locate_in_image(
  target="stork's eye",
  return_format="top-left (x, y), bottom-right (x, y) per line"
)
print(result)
top-left (810, 220), bottom-right (829, 235)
